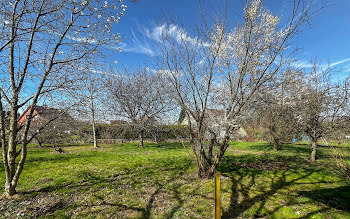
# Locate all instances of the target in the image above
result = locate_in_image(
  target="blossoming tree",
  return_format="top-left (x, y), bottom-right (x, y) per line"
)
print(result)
top-left (156, 0), bottom-right (322, 178)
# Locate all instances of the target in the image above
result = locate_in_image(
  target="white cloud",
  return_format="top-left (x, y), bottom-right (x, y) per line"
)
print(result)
top-left (119, 41), bottom-right (155, 56)
top-left (145, 24), bottom-right (210, 47)
top-left (117, 27), bottom-right (157, 56)
top-left (329, 57), bottom-right (350, 67)
top-left (120, 23), bottom-right (210, 56)
top-left (294, 57), bottom-right (350, 69)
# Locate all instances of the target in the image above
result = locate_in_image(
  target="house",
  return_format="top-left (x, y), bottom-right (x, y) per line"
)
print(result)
top-left (18, 106), bottom-right (73, 126)
top-left (17, 106), bottom-right (75, 146)
top-left (179, 108), bottom-right (247, 139)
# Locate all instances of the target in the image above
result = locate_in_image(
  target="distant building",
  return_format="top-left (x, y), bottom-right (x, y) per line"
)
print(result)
top-left (179, 109), bottom-right (247, 139)
top-left (18, 106), bottom-right (73, 126)
top-left (17, 106), bottom-right (75, 146)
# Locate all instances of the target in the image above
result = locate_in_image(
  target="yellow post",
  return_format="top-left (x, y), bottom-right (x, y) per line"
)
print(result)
top-left (215, 171), bottom-right (221, 219)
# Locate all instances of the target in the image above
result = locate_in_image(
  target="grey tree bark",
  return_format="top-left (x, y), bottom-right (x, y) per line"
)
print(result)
top-left (310, 141), bottom-right (317, 162)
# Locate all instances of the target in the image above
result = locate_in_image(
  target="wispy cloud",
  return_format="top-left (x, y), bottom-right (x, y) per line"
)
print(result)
top-left (144, 24), bottom-right (207, 46)
top-left (117, 25), bottom-right (157, 56)
top-left (329, 57), bottom-right (350, 67)
top-left (119, 41), bottom-right (156, 56)
top-left (294, 57), bottom-right (350, 69)
top-left (120, 23), bottom-right (208, 56)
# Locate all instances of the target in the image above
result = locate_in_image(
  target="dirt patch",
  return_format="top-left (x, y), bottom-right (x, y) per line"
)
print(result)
top-left (228, 148), bottom-right (264, 156)
top-left (0, 193), bottom-right (70, 218)
top-left (231, 160), bottom-right (289, 170)
top-left (30, 197), bottom-right (68, 217)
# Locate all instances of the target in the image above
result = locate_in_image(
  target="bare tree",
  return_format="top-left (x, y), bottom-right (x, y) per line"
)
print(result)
top-left (71, 61), bottom-right (108, 148)
top-left (298, 64), bottom-right (349, 161)
top-left (251, 69), bottom-right (303, 150)
top-left (0, 0), bottom-right (128, 197)
top-left (155, 0), bottom-right (321, 178)
top-left (105, 66), bottom-right (173, 148)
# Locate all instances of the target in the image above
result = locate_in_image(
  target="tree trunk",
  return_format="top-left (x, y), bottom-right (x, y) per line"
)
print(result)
top-left (90, 95), bottom-right (98, 148)
top-left (92, 121), bottom-right (98, 148)
top-left (310, 141), bottom-right (317, 161)
top-left (35, 137), bottom-right (42, 147)
top-left (2, 96), bottom-right (29, 197)
top-left (153, 130), bottom-right (158, 143)
top-left (191, 130), bottom-right (231, 179)
top-left (197, 165), bottom-right (215, 178)
top-left (196, 148), bottom-right (214, 178)
top-left (139, 130), bottom-right (144, 148)
top-left (273, 138), bottom-right (279, 151)
top-left (5, 182), bottom-right (16, 197)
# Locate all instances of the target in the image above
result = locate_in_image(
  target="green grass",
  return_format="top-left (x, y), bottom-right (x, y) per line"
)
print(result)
top-left (0, 141), bottom-right (349, 218)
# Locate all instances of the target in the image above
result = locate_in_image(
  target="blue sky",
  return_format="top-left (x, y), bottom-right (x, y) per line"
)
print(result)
top-left (110, 0), bottom-right (350, 80)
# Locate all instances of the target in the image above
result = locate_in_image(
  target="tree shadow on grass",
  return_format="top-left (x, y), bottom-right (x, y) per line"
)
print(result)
top-left (239, 143), bottom-right (350, 161)
top-left (218, 153), bottom-right (341, 218)
top-left (73, 163), bottom-right (195, 219)
top-left (231, 142), bottom-right (316, 156)
top-left (73, 172), bottom-right (194, 219)
top-left (299, 186), bottom-right (350, 212)
top-left (16, 156), bottom-right (195, 218)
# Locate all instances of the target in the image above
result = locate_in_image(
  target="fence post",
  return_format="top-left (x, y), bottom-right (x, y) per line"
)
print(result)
top-left (215, 171), bottom-right (221, 219)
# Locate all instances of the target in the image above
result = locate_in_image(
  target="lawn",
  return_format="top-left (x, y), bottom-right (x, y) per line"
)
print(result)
top-left (0, 142), bottom-right (349, 218)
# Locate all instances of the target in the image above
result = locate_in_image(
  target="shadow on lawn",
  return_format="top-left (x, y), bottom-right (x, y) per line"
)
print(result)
top-left (74, 171), bottom-right (195, 219)
top-left (233, 142), bottom-right (312, 154)
top-left (218, 153), bottom-right (342, 218)
top-left (299, 186), bottom-right (350, 212)
top-left (20, 156), bottom-right (195, 218)
top-left (74, 159), bottom-right (196, 219)
top-left (235, 142), bottom-right (350, 161)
